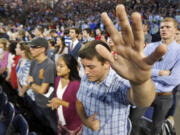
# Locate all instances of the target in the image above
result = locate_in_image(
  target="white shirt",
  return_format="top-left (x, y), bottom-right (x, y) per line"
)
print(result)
top-left (57, 79), bottom-right (68, 126)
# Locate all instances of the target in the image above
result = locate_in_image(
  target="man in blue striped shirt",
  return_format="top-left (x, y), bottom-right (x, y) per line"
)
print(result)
top-left (130, 17), bottom-right (180, 135)
top-left (76, 4), bottom-right (167, 135)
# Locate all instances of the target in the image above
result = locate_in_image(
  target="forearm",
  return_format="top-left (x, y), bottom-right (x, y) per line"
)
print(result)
top-left (30, 83), bottom-right (47, 94)
top-left (76, 100), bottom-right (88, 126)
top-left (152, 69), bottom-right (160, 77)
top-left (129, 79), bottom-right (155, 107)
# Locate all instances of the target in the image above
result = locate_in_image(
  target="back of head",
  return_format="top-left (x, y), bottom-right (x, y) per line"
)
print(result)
top-left (78, 40), bottom-right (111, 63)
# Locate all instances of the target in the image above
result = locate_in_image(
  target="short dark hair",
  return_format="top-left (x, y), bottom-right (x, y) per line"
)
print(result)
top-left (70, 27), bottom-right (79, 34)
top-left (78, 40), bottom-right (111, 63)
top-left (83, 28), bottom-right (91, 34)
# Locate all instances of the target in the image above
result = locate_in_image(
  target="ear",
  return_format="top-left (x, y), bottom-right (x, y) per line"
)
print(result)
top-left (41, 47), bottom-right (46, 53)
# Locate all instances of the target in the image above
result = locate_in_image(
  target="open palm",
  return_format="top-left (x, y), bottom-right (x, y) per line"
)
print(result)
top-left (96, 5), bottom-right (166, 84)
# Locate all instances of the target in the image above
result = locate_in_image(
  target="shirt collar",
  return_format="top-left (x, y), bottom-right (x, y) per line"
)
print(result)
top-left (72, 39), bottom-right (79, 46)
top-left (99, 68), bottom-right (115, 88)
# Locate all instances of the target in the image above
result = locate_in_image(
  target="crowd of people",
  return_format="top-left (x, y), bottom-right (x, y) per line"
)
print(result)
top-left (0, 0), bottom-right (180, 135)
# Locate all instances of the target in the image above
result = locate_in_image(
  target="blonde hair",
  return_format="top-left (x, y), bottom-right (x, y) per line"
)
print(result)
top-left (161, 17), bottom-right (178, 29)
top-left (0, 38), bottom-right (8, 51)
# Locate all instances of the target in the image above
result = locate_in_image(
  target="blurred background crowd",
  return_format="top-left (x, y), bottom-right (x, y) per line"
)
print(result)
top-left (0, 0), bottom-right (180, 135)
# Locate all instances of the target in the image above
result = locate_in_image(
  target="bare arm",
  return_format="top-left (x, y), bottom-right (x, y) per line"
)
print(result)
top-left (76, 100), bottom-right (100, 131)
top-left (27, 75), bottom-right (49, 94)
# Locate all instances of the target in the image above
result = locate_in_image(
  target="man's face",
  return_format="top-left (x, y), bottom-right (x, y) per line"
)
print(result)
top-left (160, 22), bottom-right (176, 40)
top-left (30, 47), bottom-right (44, 58)
top-left (69, 29), bottom-right (77, 40)
top-left (96, 29), bottom-right (101, 36)
top-left (82, 30), bottom-right (88, 38)
top-left (175, 30), bottom-right (180, 44)
top-left (81, 56), bottom-right (109, 83)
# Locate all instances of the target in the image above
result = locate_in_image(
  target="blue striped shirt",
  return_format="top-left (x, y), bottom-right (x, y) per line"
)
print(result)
top-left (64, 35), bottom-right (72, 47)
top-left (77, 68), bottom-right (131, 135)
top-left (144, 41), bottom-right (180, 93)
top-left (16, 58), bottom-right (31, 87)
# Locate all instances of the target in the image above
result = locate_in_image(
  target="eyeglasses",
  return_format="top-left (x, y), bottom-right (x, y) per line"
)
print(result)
top-left (30, 46), bottom-right (43, 49)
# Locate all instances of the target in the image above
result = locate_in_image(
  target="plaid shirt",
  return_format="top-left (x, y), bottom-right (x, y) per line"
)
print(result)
top-left (77, 68), bottom-right (131, 135)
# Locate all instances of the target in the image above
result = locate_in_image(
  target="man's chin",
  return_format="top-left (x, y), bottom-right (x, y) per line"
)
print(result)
top-left (88, 78), bottom-right (96, 82)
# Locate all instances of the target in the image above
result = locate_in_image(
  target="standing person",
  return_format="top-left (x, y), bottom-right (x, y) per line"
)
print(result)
top-left (9, 42), bottom-right (22, 90)
top-left (143, 23), bottom-right (152, 46)
top-left (47, 54), bottom-right (82, 135)
top-left (68, 28), bottom-right (82, 58)
top-left (166, 27), bottom-right (180, 126)
top-left (175, 27), bottom-right (180, 44)
top-left (54, 36), bottom-right (68, 63)
top-left (47, 39), bottom-right (56, 61)
top-left (130, 17), bottom-right (180, 135)
top-left (0, 38), bottom-right (9, 78)
top-left (26, 37), bottom-right (57, 134)
top-left (76, 4), bottom-right (166, 135)
top-left (82, 28), bottom-right (94, 43)
top-left (15, 42), bottom-right (33, 97)
top-left (95, 28), bottom-right (102, 40)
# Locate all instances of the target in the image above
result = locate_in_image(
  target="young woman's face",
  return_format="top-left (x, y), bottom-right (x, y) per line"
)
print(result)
top-left (56, 57), bottom-right (70, 78)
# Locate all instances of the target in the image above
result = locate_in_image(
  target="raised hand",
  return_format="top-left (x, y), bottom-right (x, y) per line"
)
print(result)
top-left (96, 5), bottom-right (166, 84)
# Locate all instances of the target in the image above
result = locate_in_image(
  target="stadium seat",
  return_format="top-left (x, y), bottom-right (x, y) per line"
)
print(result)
top-left (0, 92), bottom-right (8, 114)
top-left (29, 131), bottom-right (37, 135)
top-left (12, 114), bottom-right (29, 135)
top-left (0, 86), bottom-right (3, 93)
top-left (0, 102), bottom-right (15, 135)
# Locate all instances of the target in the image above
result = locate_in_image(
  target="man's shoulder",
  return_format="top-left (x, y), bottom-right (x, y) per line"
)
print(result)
top-left (146, 41), bottom-right (161, 48)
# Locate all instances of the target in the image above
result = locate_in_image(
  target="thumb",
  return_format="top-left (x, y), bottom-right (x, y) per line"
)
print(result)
top-left (96, 44), bottom-right (114, 63)
top-left (90, 112), bottom-right (98, 120)
top-left (145, 44), bottom-right (167, 65)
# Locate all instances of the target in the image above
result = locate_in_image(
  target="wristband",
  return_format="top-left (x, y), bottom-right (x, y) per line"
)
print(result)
top-left (29, 81), bottom-right (34, 86)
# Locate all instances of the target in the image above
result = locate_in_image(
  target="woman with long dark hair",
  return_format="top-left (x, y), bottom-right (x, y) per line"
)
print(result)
top-left (47, 54), bottom-right (82, 135)
top-left (54, 37), bottom-right (68, 63)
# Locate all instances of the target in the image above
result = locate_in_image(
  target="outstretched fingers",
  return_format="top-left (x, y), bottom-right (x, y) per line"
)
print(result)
top-left (131, 12), bottom-right (144, 51)
top-left (145, 44), bottom-right (167, 65)
top-left (96, 44), bottom-right (114, 64)
top-left (101, 12), bottom-right (124, 46)
top-left (116, 4), bottom-right (134, 46)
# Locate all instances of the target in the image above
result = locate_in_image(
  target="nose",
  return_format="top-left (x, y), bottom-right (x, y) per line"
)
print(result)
top-left (84, 67), bottom-right (90, 75)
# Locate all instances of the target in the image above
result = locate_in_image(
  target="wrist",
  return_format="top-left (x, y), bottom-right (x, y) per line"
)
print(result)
top-left (29, 81), bottom-right (34, 86)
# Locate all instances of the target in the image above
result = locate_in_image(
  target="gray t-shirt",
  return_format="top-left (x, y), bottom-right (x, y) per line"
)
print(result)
top-left (29, 57), bottom-right (56, 107)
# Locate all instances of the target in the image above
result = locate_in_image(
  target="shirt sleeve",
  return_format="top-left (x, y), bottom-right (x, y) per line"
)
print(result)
top-left (76, 76), bottom-right (86, 102)
top-left (42, 61), bottom-right (56, 84)
top-left (152, 58), bottom-right (180, 86)
top-left (152, 69), bottom-right (160, 77)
